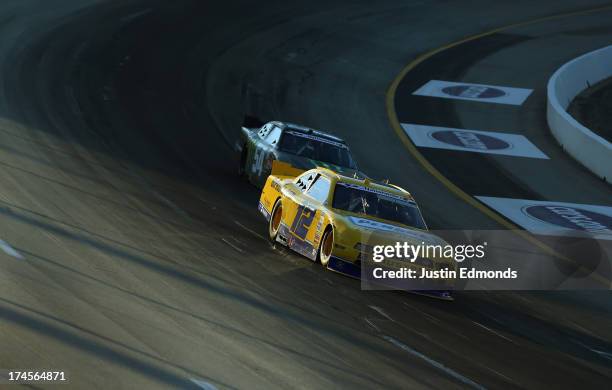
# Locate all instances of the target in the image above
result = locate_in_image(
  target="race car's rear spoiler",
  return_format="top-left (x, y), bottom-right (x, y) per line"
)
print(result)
top-left (271, 160), bottom-right (304, 178)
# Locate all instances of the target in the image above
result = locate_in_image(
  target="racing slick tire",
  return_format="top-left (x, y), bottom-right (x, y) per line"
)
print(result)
top-left (269, 200), bottom-right (283, 242)
top-left (319, 227), bottom-right (334, 267)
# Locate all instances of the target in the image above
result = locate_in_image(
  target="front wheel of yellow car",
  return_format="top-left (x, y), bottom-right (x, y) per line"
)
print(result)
top-left (269, 200), bottom-right (282, 242)
top-left (319, 228), bottom-right (333, 267)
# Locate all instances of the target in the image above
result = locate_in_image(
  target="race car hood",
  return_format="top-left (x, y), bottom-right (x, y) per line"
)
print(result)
top-left (334, 211), bottom-right (445, 247)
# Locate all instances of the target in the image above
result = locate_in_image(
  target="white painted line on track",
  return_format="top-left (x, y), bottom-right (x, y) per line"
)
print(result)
top-left (368, 305), bottom-right (394, 321)
top-left (234, 220), bottom-right (267, 241)
top-left (475, 197), bottom-right (612, 240)
top-left (472, 321), bottom-right (514, 343)
top-left (401, 123), bottom-right (549, 159)
top-left (0, 239), bottom-right (23, 259)
top-left (413, 80), bottom-right (533, 105)
top-left (382, 335), bottom-right (486, 390)
top-left (190, 378), bottom-right (218, 390)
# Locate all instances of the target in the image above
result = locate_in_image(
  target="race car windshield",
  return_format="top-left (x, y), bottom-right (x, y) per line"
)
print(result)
top-left (332, 183), bottom-right (427, 229)
top-left (278, 132), bottom-right (356, 169)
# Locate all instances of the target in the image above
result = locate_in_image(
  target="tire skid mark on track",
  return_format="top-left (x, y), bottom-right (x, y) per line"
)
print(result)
top-left (221, 237), bottom-right (245, 253)
top-left (569, 321), bottom-right (596, 337)
top-left (364, 302), bottom-right (494, 387)
top-left (472, 321), bottom-right (515, 344)
top-left (233, 220), bottom-right (266, 241)
top-left (382, 335), bottom-right (487, 390)
top-left (361, 305), bottom-right (487, 387)
top-left (0, 297), bottom-right (215, 389)
top-left (402, 301), bottom-right (441, 324)
top-left (482, 365), bottom-right (513, 383)
top-left (410, 328), bottom-right (432, 341)
top-left (399, 303), bottom-right (476, 345)
top-left (368, 305), bottom-right (394, 322)
top-left (572, 339), bottom-right (612, 361)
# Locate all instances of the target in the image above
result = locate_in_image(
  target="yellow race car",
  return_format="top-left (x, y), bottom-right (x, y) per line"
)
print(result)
top-left (258, 162), bottom-right (456, 297)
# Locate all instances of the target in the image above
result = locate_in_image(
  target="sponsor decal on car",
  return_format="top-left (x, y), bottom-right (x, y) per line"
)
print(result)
top-left (271, 179), bottom-right (281, 191)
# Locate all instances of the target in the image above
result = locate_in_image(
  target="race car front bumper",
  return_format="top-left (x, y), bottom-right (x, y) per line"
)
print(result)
top-left (327, 256), bottom-right (361, 278)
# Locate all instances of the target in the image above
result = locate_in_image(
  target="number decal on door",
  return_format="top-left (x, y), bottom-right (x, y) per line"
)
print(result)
top-left (291, 205), bottom-right (315, 239)
top-left (252, 148), bottom-right (265, 174)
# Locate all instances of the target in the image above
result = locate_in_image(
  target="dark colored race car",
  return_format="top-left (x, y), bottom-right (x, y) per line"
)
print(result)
top-left (236, 120), bottom-right (362, 188)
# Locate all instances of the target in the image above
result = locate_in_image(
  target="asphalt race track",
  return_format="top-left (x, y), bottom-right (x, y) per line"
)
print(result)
top-left (0, 1), bottom-right (611, 389)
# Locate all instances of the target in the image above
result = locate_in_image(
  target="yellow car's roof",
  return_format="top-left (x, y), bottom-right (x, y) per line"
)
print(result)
top-left (316, 168), bottom-right (414, 201)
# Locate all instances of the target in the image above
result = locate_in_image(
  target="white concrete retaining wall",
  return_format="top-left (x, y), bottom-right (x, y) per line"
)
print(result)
top-left (547, 45), bottom-right (612, 182)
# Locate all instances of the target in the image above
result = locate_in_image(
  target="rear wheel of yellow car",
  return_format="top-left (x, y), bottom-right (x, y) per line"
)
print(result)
top-left (319, 228), bottom-right (334, 267)
top-left (269, 200), bottom-right (283, 241)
